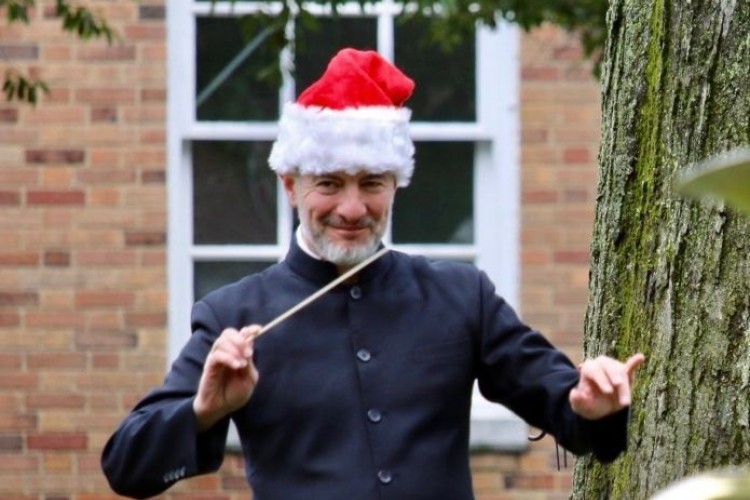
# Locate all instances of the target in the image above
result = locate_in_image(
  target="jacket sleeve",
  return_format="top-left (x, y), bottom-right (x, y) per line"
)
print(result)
top-left (100, 301), bottom-right (232, 498)
top-left (474, 271), bottom-right (628, 463)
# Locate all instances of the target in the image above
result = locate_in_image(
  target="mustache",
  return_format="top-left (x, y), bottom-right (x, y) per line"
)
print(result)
top-left (323, 215), bottom-right (376, 229)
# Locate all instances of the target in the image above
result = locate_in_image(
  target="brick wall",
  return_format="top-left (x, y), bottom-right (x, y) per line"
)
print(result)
top-left (0, 1), bottom-right (169, 497)
top-left (0, 3), bottom-right (601, 498)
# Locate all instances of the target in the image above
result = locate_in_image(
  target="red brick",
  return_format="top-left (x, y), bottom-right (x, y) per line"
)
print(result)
top-left (563, 189), bottom-right (590, 202)
top-left (140, 128), bottom-right (166, 144)
top-left (125, 312), bottom-right (166, 328)
top-left (141, 87), bottom-right (166, 102)
top-left (25, 149), bottom-right (85, 164)
top-left (553, 251), bottom-right (590, 264)
top-left (0, 43), bottom-right (38, 60)
top-left (0, 353), bottom-right (22, 368)
top-left (0, 191), bottom-right (21, 205)
top-left (43, 250), bottom-right (70, 267)
top-left (522, 129), bottom-right (548, 144)
top-left (563, 148), bottom-right (590, 164)
top-left (0, 252), bottom-right (38, 266)
top-left (25, 107), bottom-right (87, 125)
top-left (75, 88), bottom-right (136, 104)
top-left (124, 24), bottom-right (165, 40)
top-left (139, 4), bottom-right (165, 20)
top-left (75, 291), bottom-right (135, 308)
top-left (77, 251), bottom-right (136, 267)
top-left (27, 353), bottom-right (86, 369)
top-left (141, 169), bottom-right (165, 183)
top-left (0, 434), bottom-right (23, 451)
top-left (78, 45), bottom-right (136, 61)
top-left (26, 393), bottom-right (86, 409)
top-left (124, 230), bottom-right (165, 246)
top-left (46, 87), bottom-right (71, 103)
top-left (91, 106), bottom-right (118, 123)
top-left (0, 312), bottom-right (20, 326)
top-left (0, 455), bottom-right (39, 471)
top-left (504, 472), bottom-right (556, 489)
top-left (553, 45), bottom-right (583, 60)
top-left (75, 330), bottom-right (138, 349)
top-left (43, 44), bottom-right (73, 61)
top-left (91, 353), bottom-right (120, 369)
top-left (0, 373), bottom-right (38, 389)
top-left (27, 433), bottom-right (87, 450)
top-left (523, 190), bottom-right (558, 204)
top-left (27, 190), bottom-right (85, 205)
top-left (141, 249), bottom-right (165, 266)
top-left (42, 4), bottom-right (58, 17)
top-left (0, 108), bottom-right (19, 123)
top-left (26, 313), bottom-right (84, 329)
top-left (522, 66), bottom-right (561, 81)
top-left (89, 187), bottom-right (121, 206)
top-left (0, 169), bottom-right (38, 186)
top-left (0, 292), bottom-right (39, 307)
top-left (77, 169), bottom-right (135, 184)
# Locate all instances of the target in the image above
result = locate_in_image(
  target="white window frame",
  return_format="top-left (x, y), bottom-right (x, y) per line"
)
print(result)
top-left (167, 0), bottom-right (525, 451)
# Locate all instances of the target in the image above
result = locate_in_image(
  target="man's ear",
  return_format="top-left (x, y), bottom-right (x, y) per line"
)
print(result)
top-left (279, 174), bottom-right (298, 207)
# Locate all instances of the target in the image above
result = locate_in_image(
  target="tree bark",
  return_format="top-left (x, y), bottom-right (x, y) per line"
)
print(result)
top-left (573, 1), bottom-right (750, 498)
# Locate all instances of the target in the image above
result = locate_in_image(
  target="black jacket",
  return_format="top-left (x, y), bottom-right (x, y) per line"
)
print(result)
top-left (101, 241), bottom-right (628, 499)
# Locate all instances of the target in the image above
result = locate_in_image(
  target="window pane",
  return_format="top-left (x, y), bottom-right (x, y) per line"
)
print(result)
top-left (294, 17), bottom-right (377, 95)
top-left (395, 17), bottom-right (475, 122)
top-left (392, 142), bottom-right (474, 244)
top-left (194, 261), bottom-right (275, 300)
top-left (196, 16), bottom-right (279, 121)
top-left (193, 141), bottom-right (277, 244)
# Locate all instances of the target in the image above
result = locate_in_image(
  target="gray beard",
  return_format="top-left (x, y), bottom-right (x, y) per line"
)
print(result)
top-left (300, 222), bottom-right (381, 267)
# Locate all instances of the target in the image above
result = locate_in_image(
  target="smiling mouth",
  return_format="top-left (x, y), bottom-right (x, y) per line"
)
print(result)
top-left (331, 226), bottom-right (368, 236)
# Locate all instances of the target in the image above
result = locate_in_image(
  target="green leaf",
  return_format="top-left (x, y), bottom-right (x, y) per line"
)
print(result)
top-left (2, 0), bottom-right (34, 24)
top-left (2, 72), bottom-right (50, 105)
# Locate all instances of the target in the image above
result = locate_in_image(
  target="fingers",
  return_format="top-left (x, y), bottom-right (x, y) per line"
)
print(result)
top-left (208, 325), bottom-right (261, 370)
top-left (579, 357), bottom-right (616, 395)
top-left (625, 353), bottom-right (646, 378)
top-left (579, 354), bottom-right (645, 406)
top-left (239, 325), bottom-right (261, 346)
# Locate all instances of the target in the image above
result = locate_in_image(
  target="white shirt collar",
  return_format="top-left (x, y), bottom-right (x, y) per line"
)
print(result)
top-left (295, 225), bottom-right (322, 260)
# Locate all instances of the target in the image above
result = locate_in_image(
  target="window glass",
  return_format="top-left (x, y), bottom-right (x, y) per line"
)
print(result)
top-left (196, 16), bottom-right (279, 121)
top-left (392, 142), bottom-right (474, 244)
top-left (194, 261), bottom-right (276, 300)
top-left (193, 141), bottom-right (277, 244)
top-left (294, 17), bottom-right (377, 94)
top-left (395, 17), bottom-right (475, 122)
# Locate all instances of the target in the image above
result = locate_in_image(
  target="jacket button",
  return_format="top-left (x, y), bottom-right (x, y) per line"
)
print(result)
top-left (367, 409), bottom-right (382, 423)
top-left (349, 286), bottom-right (362, 299)
top-left (377, 469), bottom-right (392, 484)
top-left (356, 349), bottom-right (371, 362)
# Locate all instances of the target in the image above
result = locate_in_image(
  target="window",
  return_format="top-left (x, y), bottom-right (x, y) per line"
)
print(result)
top-left (167, 0), bottom-right (524, 451)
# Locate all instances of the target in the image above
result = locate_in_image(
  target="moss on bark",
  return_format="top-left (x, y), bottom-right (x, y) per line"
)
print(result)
top-left (573, 1), bottom-right (750, 498)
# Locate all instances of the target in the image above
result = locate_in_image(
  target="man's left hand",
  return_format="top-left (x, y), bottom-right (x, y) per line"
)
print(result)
top-left (569, 353), bottom-right (646, 420)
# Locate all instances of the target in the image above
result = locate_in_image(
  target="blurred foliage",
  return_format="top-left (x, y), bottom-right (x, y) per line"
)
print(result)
top-left (1, 0), bottom-right (607, 104)
top-left (229, 0), bottom-right (607, 87)
top-left (1, 0), bottom-right (117, 104)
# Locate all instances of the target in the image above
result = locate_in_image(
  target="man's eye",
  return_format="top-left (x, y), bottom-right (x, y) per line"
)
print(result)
top-left (362, 181), bottom-right (386, 191)
top-left (315, 180), bottom-right (338, 192)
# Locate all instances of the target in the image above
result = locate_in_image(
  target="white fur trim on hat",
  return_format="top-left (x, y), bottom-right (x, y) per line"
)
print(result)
top-left (268, 102), bottom-right (415, 187)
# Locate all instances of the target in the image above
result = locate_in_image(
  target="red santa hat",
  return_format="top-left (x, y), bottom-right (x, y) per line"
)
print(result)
top-left (268, 48), bottom-right (416, 187)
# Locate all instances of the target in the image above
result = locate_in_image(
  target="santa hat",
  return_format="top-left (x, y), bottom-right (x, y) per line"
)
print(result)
top-left (268, 48), bottom-right (416, 187)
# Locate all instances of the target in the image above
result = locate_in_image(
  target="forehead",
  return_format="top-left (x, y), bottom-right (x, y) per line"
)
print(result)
top-left (300, 170), bottom-right (395, 182)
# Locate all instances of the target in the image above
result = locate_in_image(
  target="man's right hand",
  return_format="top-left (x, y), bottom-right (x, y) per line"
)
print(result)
top-left (193, 325), bottom-right (260, 432)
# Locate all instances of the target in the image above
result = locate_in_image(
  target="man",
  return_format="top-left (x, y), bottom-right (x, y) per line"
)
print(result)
top-left (101, 48), bottom-right (644, 499)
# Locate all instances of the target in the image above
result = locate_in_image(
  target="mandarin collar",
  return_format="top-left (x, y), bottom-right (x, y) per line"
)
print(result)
top-left (284, 236), bottom-right (393, 286)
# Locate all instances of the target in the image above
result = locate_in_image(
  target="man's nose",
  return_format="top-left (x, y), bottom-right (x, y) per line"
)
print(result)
top-left (336, 186), bottom-right (368, 221)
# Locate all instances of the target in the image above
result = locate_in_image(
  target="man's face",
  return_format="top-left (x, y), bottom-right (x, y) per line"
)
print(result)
top-left (282, 171), bottom-right (397, 267)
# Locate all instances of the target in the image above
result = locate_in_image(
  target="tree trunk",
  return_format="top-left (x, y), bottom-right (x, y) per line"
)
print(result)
top-left (573, 1), bottom-right (750, 498)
